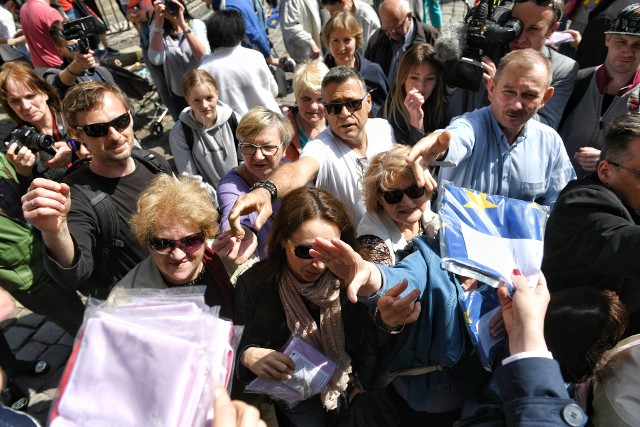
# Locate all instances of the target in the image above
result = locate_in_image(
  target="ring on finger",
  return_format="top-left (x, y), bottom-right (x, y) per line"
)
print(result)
top-left (30, 199), bottom-right (36, 210)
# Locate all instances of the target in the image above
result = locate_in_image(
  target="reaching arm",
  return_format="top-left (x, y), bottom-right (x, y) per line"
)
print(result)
top-left (227, 157), bottom-right (320, 237)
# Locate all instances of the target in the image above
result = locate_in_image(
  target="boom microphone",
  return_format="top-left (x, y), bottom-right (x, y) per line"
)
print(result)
top-left (434, 22), bottom-right (467, 63)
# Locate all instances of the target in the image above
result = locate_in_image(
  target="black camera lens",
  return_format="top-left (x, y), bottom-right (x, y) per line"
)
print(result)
top-left (165, 0), bottom-right (180, 15)
top-left (9, 126), bottom-right (56, 155)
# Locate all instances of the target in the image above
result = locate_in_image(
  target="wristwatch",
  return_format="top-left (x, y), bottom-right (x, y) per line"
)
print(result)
top-left (372, 307), bottom-right (405, 335)
top-left (250, 180), bottom-right (277, 203)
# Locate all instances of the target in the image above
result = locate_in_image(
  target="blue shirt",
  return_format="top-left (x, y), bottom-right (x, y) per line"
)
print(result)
top-left (437, 107), bottom-right (576, 207)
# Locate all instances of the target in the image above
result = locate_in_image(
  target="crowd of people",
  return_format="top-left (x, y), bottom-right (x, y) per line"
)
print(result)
top-left (0, 0), bottom-right (640, 425)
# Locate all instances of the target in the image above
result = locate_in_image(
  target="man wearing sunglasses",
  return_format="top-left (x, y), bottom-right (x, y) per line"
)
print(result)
top-left (447, 0), bottom-right (578, 131)
top-left (365, 0), bottom-right (438, 83)
top-left (543, 114), bottom-right (640, 337)
top-left (228, 66), bottom-right (396, 247)
top-left (43, 20), bottom-right (118, 99)
top-left (21, 82), bottom-right (170, 298)
top-left (409, 49), bottom-right (575, 207)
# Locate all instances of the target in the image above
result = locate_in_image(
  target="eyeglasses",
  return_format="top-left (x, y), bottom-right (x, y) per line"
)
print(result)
top-left (238, 142), bottom-right (282, 156)
top-left (382, 15), bottom-right (409, 36)
top-left (66, 139), bottom-right (81, 151)
top-left (514, 0), bottom-right (562, 20)
top-left (148, 232), bottom-right (206, 255)
top-left (607, 160), bottom-right (640, 177)
top-left (323, 93), bottom-right (367, 116)
top-left (292, 244), bottom-right (314, 259)
top-left (380, 184), bottom-right (426, 204)
top-left (67, 43), bottom-right (78, 52)
top-left (75, 112), bottom-right (131, 137)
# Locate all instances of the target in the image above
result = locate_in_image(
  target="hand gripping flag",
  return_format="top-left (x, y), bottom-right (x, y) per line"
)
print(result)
top-left (438, 183), bottom-right (550, 292)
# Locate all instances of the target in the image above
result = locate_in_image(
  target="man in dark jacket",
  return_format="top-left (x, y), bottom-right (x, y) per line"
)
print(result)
top-left (542, 113), bottom-right (640, 336)
top-left (364, 0), bottom-right (438, 83)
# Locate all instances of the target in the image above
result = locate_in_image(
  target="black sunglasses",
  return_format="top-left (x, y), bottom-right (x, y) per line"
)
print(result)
top-left (514, 0), bottom-right (561, 20)
top-left (75, 112), bottom-right (131, 137)
top-left (293, 245), bottom-right (314, 259)
top-left (148, 232), bottom-right (206, 255)
top-left (323, 94), bottom-right (367, 116)
top-left (381, 184), bottom-right (426, 204)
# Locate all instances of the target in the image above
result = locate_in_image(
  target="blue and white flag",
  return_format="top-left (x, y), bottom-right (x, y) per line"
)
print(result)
top-left (438, 183), bottom-right (550, 292)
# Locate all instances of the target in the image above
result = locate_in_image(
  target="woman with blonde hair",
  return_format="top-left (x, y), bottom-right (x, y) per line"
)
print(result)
top-left (380, 43), bottom-right (449, 146)
top-left (217, 107), bottom-right (293, 260)
top-left (115, 173), bottom-right (234, 318)
top-left (285, 61), bottom-right (329, 160)
top-left (169, 69), bottom-right (241, 190)
top-left (322, 12), bottom-right (388, 116)
top-left (358, 144), bottom-right (438, 265)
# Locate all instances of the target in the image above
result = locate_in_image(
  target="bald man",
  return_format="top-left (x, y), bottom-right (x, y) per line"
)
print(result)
top-left (364, 0), bottom-right (438, 83)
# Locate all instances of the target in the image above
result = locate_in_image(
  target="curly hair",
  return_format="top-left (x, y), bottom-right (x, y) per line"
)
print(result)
top-left (362, 144), bottom-right (430, 213)
top-left (258, 188), bottom-right (357, 287)
top-left (130, 174), bottom-right (219, 246)
top-left (0, 61), bottom-right (62, 127)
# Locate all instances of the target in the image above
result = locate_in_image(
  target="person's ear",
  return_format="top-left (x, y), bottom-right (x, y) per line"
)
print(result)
top-left (487, 77), bottom-right (496, 103)
top-left (605, 33), bottom-right (612, 47)
top-left (547, 21), bottom-right (560, 38)
top-left (365, 92), bottom-right (372, 114)
top-left (540, 86), bottom-right (554, 106)
top-left (598, 159), bottom-right (612, 183)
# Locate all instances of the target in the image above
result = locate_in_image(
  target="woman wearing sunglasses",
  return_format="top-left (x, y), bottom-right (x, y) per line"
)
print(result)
top-left (379, 43), bottom-right (449, 147)
top-left (114, 173), bottom-right (234, 319)
top-left (217, 107), bottom-right (293, 261)
top-left (234, 187), bottom-right (375, 426)
top-left (0, 61), bottom-right (85, 182)
top-left (322, 12), bottom-right (388, 117)
top-left (358, 144), bottom-right (438, 266)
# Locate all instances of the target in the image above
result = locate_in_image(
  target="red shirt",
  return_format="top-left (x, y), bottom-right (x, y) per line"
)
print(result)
top-left (20, 0), bottom-right (64, 68)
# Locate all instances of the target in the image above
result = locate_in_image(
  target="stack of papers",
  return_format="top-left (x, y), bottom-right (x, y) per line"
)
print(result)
top-left (49, 289), bottom-right (235, 427)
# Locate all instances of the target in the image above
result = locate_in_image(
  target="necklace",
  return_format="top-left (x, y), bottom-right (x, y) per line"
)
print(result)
top-left (166, 264), bottom-right (207, 288)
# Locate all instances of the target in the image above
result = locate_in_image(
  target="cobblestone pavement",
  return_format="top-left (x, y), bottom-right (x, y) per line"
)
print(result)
top-left (0, 0), bottom-right (467, 424)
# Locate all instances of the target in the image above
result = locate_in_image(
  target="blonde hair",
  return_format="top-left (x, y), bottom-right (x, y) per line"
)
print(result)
top-left (322, 11), bottom-right (364, 50)
top-left (236, 107), bottom-right (294, 146)
top-left (293, 61), bottom-right (330, 100)
top-left (362, 144), bottom-right (430, 212)
top-left (182, 69), bottom-right (219, 100)
top-left (130, 174), bottom-right (219, 246)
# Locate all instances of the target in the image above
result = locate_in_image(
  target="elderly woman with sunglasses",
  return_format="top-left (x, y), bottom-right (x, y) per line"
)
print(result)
top-left (114, 173), bottom-right (234, 319)
top-left (217, 107), bottom-right (293, 261)
top-left (358, 144), bottom-right (438, 266)
top-left (234, 187), bottom-right (377, 426)
top-left (0, 61), bottom-right (88, 182)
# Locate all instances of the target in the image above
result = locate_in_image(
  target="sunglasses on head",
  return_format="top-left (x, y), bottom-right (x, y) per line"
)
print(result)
top-left (148, 232), bottom-right (206, 255)
top-left (381, 184), bottom-right (426, 204)
top-left (75, 112), bottom-right (131, 137)
top-left (323, 93), bottom-right (367, 116)
top-left (293, 245), bottom-right (314, 259)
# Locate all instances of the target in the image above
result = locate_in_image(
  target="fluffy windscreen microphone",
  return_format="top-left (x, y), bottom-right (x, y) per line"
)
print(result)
top-left (434, 22), bottom-right (467, 64)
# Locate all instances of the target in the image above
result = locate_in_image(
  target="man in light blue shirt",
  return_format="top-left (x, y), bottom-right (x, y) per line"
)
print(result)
top-left (410, 48), bottom-right (576, 207)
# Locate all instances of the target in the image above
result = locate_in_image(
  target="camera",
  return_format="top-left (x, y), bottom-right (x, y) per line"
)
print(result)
top-left (163, 0), bottom-right (180, 15)
top-left (60, 16), bottom-right (99, 55)
top-left (443, 0), bottom-right (522, 91)
top-left (2, 126), bottom-right (56, 155)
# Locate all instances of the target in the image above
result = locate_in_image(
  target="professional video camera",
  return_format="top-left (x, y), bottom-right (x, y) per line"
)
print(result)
top-left (2, 126), bottom-right (56, 155)
top-left (60, 16), bottom-right (100, 55)
top-left (442, 0), bottom-right (522, 91)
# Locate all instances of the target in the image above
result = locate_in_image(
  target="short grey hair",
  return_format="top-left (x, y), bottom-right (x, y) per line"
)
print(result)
top-left (321, 66), bottom-right (368, 99)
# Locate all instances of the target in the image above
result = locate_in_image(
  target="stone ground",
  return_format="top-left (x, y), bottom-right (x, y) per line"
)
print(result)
top-left (0, 0), bottom-right (467, 424)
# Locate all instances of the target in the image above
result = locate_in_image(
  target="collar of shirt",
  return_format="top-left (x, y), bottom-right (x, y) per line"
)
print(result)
top-left (403, 18), bottom-right (415, 49)
top-left (596, 64), bottom-right (640, 96)
top-left (487, 106), bottom-right (528, 148)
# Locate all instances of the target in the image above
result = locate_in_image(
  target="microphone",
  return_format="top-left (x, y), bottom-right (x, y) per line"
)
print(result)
top-left (434, 22), bottom-right (467, 63)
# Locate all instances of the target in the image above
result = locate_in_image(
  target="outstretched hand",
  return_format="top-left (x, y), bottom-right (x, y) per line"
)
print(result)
top-left (497, 271), bottom-right (550, 356)
top-left (227, 188), bottom-right (273, 239)
top-left (212, 226), bottom-right (258, 265)
top-left (377, 279), bottom-right (421, 328)
top-left (407, 130), bottom-right (451, 192)
top-left (311, 237), bottom-right (382, 303)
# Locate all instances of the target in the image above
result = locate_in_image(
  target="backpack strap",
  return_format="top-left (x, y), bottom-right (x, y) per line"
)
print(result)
top-left (181, 121), bottom-right (195, 150)
top-left (131, 146), bottom-right (169, 174)
top-left (70, 183), bottom-right (124, 294)
top-left (182, 114), bottom-right (242, 162)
